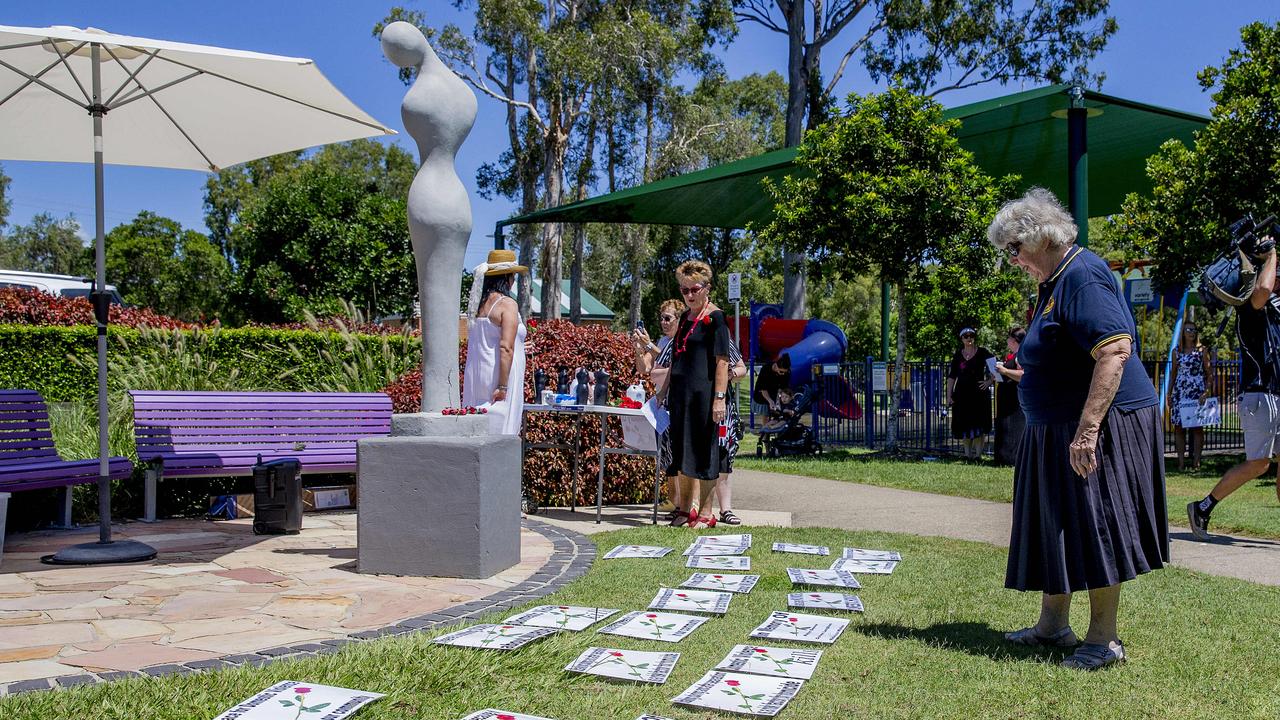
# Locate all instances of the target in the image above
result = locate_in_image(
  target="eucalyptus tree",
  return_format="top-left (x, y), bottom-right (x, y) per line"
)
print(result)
top-left (379, 1), bottom-right (732, 322)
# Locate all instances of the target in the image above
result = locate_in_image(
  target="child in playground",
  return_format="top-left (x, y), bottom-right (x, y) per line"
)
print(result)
top-left (762, 387), bottom-right (799, 430)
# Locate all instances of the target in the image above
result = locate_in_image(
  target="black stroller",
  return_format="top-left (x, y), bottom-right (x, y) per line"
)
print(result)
top-left (755, 383), bottom-right (822, 458)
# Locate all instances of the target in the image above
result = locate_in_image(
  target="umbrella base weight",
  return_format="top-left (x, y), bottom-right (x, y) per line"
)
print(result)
top-left (357, 426), bottom-right (520, 579)
top-left (42, 539), bottom-right (157, 565)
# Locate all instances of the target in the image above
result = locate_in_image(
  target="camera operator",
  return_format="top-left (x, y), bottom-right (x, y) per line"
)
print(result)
top-left (1188, 231), bottom-right (1280, 540)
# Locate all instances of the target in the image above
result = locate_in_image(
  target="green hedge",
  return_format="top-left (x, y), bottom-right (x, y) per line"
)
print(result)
top-left (0, 324), bottom-right (420, 400)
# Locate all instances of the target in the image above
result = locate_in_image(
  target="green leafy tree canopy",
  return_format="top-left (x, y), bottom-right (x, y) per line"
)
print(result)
top-left (104, 211), bottom-right (229, 322)
top-left (1111, 21), bottom-right (1280, 290)
top-left (0, 212), bottom-right (87, 276)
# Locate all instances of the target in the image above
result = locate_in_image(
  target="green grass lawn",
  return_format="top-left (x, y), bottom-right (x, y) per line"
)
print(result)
top-left (735, 435), bottom-right (1280, 539)
top-left (4, 526), bottom-right (1277, 719)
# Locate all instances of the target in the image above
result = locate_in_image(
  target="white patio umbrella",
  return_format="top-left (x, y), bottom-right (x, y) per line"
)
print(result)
top-left (0, 25), bottom-right (395, 564)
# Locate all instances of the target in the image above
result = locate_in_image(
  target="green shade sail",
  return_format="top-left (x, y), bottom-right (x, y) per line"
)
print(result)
top-left (500, 85), bottom-right (1208, 232)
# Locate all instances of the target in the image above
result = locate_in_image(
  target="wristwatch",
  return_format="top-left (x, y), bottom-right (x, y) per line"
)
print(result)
top-left (714, 391), bottom-right (726, 399)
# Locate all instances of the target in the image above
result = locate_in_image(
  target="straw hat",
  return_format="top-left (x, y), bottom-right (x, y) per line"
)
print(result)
top-left (482, 249), bottom-right (528, 276)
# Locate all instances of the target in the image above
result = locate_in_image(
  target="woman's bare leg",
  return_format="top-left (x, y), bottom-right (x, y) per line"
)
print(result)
top-left (1174, 427), bottom-right (1186, 471)
top-left (715, 472), bottom-right (732, 514)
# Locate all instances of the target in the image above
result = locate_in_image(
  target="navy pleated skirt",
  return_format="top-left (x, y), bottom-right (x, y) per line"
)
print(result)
top-left (1006, 404), bottom-right (1169, 594)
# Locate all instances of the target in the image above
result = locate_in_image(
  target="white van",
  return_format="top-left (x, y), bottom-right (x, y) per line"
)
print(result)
top-left (0, 269), bottom-right (124, 304)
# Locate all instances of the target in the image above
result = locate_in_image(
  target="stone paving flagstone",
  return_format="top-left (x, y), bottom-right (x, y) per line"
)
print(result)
top-left (0, 512), bottom-right (558, 690)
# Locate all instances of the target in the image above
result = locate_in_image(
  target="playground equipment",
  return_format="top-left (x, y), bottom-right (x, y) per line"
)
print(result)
top-left (747, 303), bottom-right (861, 421)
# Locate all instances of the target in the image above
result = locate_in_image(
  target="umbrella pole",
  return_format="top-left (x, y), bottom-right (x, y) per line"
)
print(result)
top-left (45, 43), bottom-right (156, 565)
top-left (92, 43), bottom-right (111, 547)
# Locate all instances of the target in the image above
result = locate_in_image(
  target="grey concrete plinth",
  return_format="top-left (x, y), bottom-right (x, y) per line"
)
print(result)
top-left (357, 431), bottom-right (520, 578)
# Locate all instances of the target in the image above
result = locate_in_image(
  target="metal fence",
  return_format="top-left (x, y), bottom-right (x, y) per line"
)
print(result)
top-left (748, 358), bottom-right (1245, 456)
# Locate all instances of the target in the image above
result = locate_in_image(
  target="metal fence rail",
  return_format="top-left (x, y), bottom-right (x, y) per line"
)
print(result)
top-left (749, 358), bottom-right (1245, 456)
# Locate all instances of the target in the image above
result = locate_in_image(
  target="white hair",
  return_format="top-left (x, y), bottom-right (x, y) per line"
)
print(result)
top-left (987, 187), bottom-right (1078, 253)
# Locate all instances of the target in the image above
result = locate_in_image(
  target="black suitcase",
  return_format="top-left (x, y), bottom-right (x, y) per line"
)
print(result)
top-left (252, 457), bottom-right (303, 535)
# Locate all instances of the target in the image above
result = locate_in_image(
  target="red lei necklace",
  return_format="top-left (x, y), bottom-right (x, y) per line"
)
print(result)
top-left (674, 307), bottom-right (710, 356)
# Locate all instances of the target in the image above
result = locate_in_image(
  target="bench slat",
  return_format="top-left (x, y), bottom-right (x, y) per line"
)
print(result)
top-left (133, 409), bottom-right (389, 420)
top-left (134, 429), bottom-right (388, 442)
top-left (130, 390), bottom-right (388, 400)
top-left (133, 417), bottom-right (390, 428)
top-left (0, 450), bottom-right (62, 466)
top-left (0, 410), bottom-right (51, 421)
top-left (0, 456), bottom-right (132, 483)
top-left (132, 402), bottom-right (390, 412)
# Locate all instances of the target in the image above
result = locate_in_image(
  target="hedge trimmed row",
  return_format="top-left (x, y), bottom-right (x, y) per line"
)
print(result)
top-left (0, 324), bottom-right (419, 401)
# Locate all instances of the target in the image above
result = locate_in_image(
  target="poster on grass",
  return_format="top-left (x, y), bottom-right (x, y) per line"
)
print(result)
top-left (671, 671), bottom-right (804, 717)
top-left (597, 610), bottom-right (708, 643)
top-left (828, 558), bottom-right (898, 575)
top-left (686, 554), bottom-right (751, 570)
top-left (648, 587), bottom-right (733, 615)
top-left (604, 545), bottom-right (673, 559)
top-left (841, 547), bottom-right (902, 562)
top-left (786, 568), bottom-right (861, 589)
top-left (680, 573), bottom-right (760, 594)
top-left (714, 644), bottom-right (823, 680)
top-left (749, 611), bottom-right (850, 645)
top-left (635, 716), bottom-right (675, 720)
top-left (503, 605), bottom-right (620, 631)
top-left (694, 533), bottom-right (752, 546)
top-left (459, 711), bottom-right (557, 720)
top-left (211, 681), bottom-right (384, 720)
top-left (565, 647), bottom-right (680, 684)
top-left (771, 543), bottom-right (830, 556)
top-left (787, 592), bottom-right (864, 612)
top-left (432, 624), bottom-right (557, 650)
top-left (684, 541), bottom-right (750, 556)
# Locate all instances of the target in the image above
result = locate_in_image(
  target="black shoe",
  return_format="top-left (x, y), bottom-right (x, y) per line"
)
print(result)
top-left (1186, 501), bottom-right (1211, 541)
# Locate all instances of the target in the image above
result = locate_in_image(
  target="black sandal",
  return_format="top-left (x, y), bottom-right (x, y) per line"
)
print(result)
top-left (719, 510), bottom-right (741, 526)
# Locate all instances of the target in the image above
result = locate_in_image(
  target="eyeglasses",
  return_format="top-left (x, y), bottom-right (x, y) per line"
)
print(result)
top-left (679, 283), bottom-right (707, 297)
top-left (961, 334), bottom-right (976, 340)
top-left (660, 314), bottom-right (677, 322)
top-left (1003, 241), bottom-right (1023, 258)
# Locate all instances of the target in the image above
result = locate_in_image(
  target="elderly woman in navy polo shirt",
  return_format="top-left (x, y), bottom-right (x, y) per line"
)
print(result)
top-left (987, 188), bottom-right (1168, 671)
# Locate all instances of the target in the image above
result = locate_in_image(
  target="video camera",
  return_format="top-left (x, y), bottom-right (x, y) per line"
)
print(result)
top-left (1198, 213), bottom-right (1279, 313)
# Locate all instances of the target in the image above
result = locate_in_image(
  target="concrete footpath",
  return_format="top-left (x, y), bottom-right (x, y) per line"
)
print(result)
top-left (730, 468), bottom-right (1280, 587)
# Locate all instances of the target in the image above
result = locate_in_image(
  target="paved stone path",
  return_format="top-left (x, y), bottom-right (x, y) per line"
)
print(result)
top-left (732, 468), bottom-right (1280, 586)
top-left (0, 514), bottom-right (594, 695)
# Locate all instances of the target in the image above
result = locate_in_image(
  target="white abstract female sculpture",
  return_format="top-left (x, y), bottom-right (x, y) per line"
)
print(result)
top-left (381, 21), bottom-right (478, 412)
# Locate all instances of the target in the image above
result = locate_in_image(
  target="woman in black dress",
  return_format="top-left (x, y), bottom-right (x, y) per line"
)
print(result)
top-left (992, 327), bottom-right (1027, 466)
top-left (946, 328), bottom-right (994, 459)
top-left (659, 259), bottom-right (731, 529)
top-left (988, 188), bottom-right (1166, 670)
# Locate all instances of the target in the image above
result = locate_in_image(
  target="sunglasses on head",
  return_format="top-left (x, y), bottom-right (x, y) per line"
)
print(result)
top-left (679, 283), bottom-right (707, 297)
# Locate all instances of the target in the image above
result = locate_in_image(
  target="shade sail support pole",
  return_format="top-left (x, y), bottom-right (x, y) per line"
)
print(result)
top-left (1068, 86), bottom-right (1089, 247)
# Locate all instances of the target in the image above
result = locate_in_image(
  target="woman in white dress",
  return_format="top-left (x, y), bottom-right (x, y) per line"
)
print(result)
top-left (462, 249), bottom-right (528, 434)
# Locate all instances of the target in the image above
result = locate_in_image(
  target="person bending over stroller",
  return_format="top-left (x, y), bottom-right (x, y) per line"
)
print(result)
top-left (754, 355), bottom-right (792, 413)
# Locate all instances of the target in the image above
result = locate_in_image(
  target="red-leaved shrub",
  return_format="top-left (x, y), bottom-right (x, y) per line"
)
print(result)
top-left (381, 319), bottom-right (657, 507)
top-left (0, 288), bottom-right (192, 329)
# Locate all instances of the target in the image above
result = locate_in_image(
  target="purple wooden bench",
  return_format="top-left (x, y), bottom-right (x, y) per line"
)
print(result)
top-left (129, 390), bottom-right (392, 521)
top-left (0, 389), bottom-right (134, 549)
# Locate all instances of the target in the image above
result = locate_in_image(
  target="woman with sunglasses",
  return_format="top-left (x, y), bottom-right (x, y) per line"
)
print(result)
top-left (657, 260), bottom-right (733, 529)
top-left (988, 188), bottom-right (1166, 671)
top-left (992, 327), bottom-right (1027, 466)
top-left (1166, 321), bottom-right (1214, 471)
top-left (634, 299), bottom-right (686, 519)
top-left (946, 327), bottom-right (995, 459)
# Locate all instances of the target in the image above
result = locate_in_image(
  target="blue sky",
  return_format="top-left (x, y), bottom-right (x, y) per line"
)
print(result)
top-left (2, 1), bottom-right (1278, 270)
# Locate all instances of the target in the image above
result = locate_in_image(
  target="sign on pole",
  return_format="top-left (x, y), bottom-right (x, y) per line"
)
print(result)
top-left (1129, 278), bottom-right (1154, 304)
top-left (871, 362), bottom-right (888, 393)
top-left (727, 273), bottom-right (741, 301)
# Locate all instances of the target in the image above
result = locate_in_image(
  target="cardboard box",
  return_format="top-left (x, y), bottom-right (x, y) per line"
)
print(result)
top-left (303, 484), bottom-right (357, 512)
